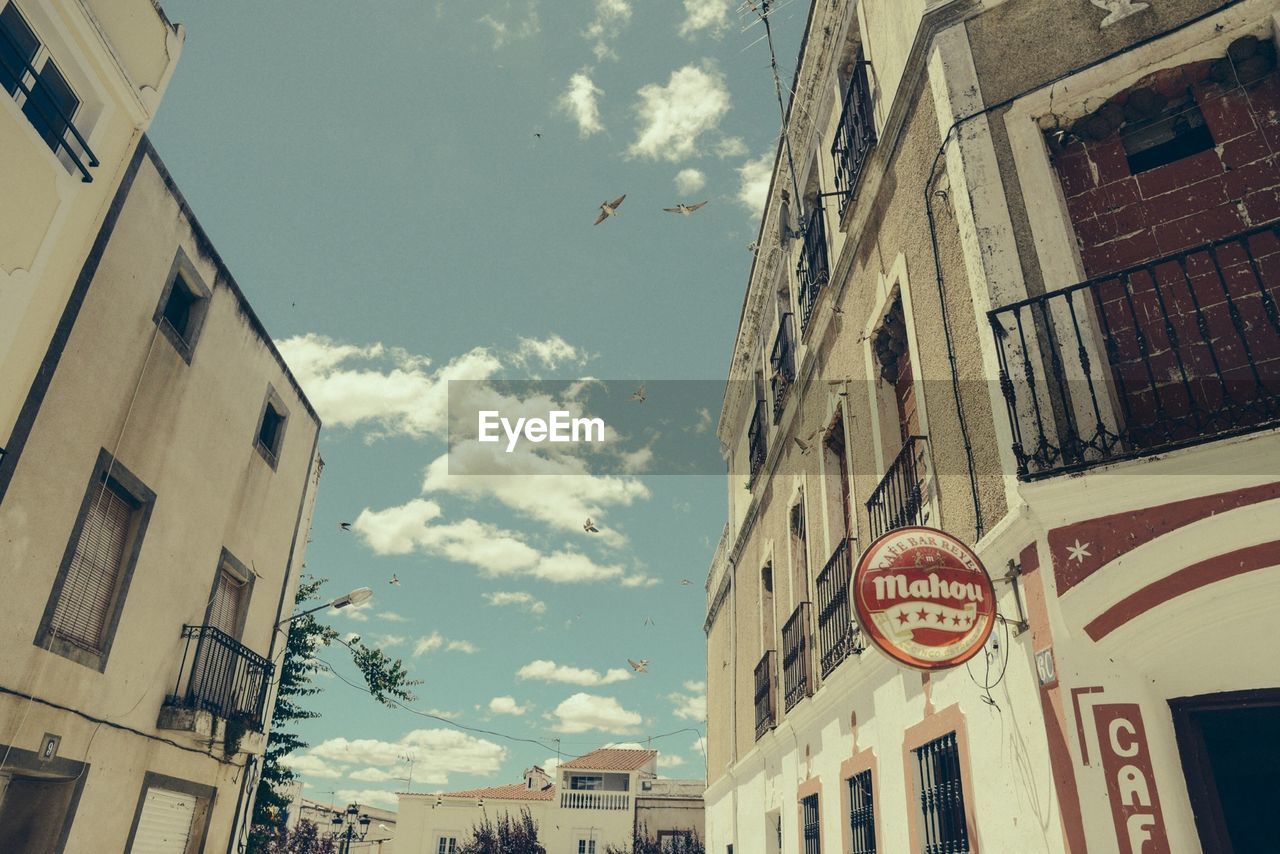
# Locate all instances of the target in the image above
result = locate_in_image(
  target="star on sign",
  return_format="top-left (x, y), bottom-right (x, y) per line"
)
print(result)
top-left (1066, 539), bottom-right (1092, 564)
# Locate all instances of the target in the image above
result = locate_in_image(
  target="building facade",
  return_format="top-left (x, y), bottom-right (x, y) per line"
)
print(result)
top-left (706, 1), bottom-right (1280, 852)
top-left (398, 749), bottom-right (704, 854)
top-left (0, 135), bottom-right (322, 852)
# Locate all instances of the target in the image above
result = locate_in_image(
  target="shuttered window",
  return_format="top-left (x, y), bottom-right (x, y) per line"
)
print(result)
top-left (208, 569), bottom-right (244, 637)
top-left (50, 483), bottom-right (132, 651)
top-left (129, 787), bottom-right (195, 854)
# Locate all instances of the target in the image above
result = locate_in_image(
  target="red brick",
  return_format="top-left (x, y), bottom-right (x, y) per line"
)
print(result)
top-left (1174, 202), bottom-right (1248, 249)
top-left (1220, 133), bottom-right (1272, 169)
top-left (1145, 177), bottom-right (1230, 226)
top-left (1244, 187), bottom-right (1280, 224)
top-left (1111, 202), bottom-right (1149, 235)
top-left (1197, 87), bottom-right (1257, 141)
top-left (1223, 156), bottom-right (1280, 200)
top-left (1137, 149), bottom-right (1225, 199)
top-left (1090, 139), bottom-right (1130, 186)
top-left (1053, 149), bottom-right (1095, 196)
top-left (1105, 177), bottom-right (1142, 209)
top-left (1065, 186), bottom-right (1109, 221)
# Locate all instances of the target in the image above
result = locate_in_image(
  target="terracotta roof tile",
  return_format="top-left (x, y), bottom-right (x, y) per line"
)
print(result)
top-left (443, 782), bottom-right (555, 801)
top-left (561, 748), bottom-right (657, 771)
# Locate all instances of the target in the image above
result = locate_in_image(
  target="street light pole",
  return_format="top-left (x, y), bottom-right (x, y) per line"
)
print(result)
top-left (329, 803), bottom-right (371, 853)
top-left (277, 587), bottom-right (374, 629)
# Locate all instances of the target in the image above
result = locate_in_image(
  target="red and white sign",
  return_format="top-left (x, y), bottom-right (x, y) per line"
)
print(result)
top-left (852, 526), bottom-right (996, 670)
top-left (1093, 703), bottom-right (1170, 853)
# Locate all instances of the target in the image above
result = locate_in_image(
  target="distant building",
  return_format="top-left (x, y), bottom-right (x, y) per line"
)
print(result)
top-left (0, 133), bottom-right (322, 851)
top-left (286, 795), bottom-right (397, 852)
top-left (397, 748), bottom-right (704, 854)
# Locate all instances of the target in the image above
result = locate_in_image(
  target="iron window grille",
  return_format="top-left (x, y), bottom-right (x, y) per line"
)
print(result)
top-left (782, 602), bottom-right (812, 711)
top-left (989, 222), bottom-right (1280, 479)
top-left (830, 54), bottom-right (876, 217)
top-left (754, 649), bottom-right (777, 740)
top-left (913, 732), bottom-right (970, 854)
top-left (815, 538), bottom-right (862, 677)
top-left (848, 770), bottom-right (876, 854)
top-left (802, 793), bottom-right (821, 854)
top-left (796, 205), bottom-right (831, 333)
top-left (168, 624), bottom-right (274, 731)
top-left (866, 436), bottom-right (928, 540)
top-left (746, 398), bottom-right (768, 488)
top-left (771, 313), bottom-right (797, 422)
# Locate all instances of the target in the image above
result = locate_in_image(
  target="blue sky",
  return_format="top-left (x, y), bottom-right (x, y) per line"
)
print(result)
top-left (148, 0), bottom-right (803, 808)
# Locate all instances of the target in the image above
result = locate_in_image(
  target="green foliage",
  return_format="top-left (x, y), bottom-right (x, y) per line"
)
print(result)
top-left (604, 827), bottom-right (704, 854)
top-left (247, 576), bottom-right (421, 852)
top-left (458, 810), bottom-right (546, 854)
top-left (256, 819), bottom-right (337, 853)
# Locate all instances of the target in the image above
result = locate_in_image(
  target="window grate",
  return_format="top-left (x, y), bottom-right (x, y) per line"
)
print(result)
top-left (847, 770), bottom-right (876, 854)
top-left (914, 732), bottom-right (969, 853)
top-left (802, 793), bottom-right (821, 854)
top-left (51, 482), bottom-right (132, 651)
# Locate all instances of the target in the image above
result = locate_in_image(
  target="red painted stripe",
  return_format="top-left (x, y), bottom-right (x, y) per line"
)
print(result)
top-left (1085, 540), bottom-right (1280, 640)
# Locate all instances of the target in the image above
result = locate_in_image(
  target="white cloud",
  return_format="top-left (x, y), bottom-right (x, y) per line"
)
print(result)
top-left (307, 729), bottom-right (507, 786)
top-left (335, 789), bottom-right (398, 808)
top-left (678, 0), bottom-right (730, 38)
top-left (489, 696), bottom-right (529, 716)
top-left (335, 598), bottom-right (373, 622)
top-left (715, 137), bottom-right (748, 158)
top-left (669, 689), bottom-right (706, 721)
top-left (448, 640), bottom-right (479, 654)
top-left (658, 754), bottom-right (686, 768)
top-left (380, 611), bottom-right (409, 623)
top-left (674, 168), bottom-right (706, 196)
top-left (513, 334), bottom-right (587, 370)
top-left (552, 693), bottom-right (642, 734)
top-left (683, 680), bottom-right (706, 693)
top-left (736, 151), bottom-right (774, 219)
top-left (629, 63), bottom-right (732, 162)
top-left (583, 0), bottom-right (632, 61)
top-left (373, 634), bottom-right (407, 648)
top-left (485, 591), bottom-right (547, 615)
top-left (517, 659), bottom-right (633, 686)
top-left (478, 1), bottom-right (540, 49)
top-left (558, 73), bottom-right (605, 138)
top-left (280, 754), bottom-right (343, 780)
top-left (621, 573), bottom-right (660, 588)
top-left (542, 757), bottom-right (563, 775)
top-left (411, 631), bottom-right (478, 658)
top-left (349, 767), bottom-right (400, 783)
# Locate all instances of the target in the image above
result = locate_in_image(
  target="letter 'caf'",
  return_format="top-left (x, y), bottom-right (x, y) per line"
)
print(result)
top-left (852, 526), bottom-right (996, 670)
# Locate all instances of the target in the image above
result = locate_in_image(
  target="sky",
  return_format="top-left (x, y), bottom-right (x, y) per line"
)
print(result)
top-left (148, 0), bottom-right (804, 810)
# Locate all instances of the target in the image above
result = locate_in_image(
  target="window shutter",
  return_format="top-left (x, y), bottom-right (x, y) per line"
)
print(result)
top-left (51, 485), bottom-right (131, 651)
top-left (129, 787), bottom-right (196, 853)
top-left (208, 570), bottom-right (243, 636)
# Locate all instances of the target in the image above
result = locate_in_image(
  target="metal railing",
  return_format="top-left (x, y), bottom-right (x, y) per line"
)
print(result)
top-left (830, 55), bottom-right (876, 217)
top-left (866, 436), bottom-right (928, 540)
top-left (770, 313), bottom-right (797, 422)
top-left (816, 538), bottom-right (862, 677)
top-left (796, 205), bottom-right (830, 333)
top-left (167, 625), bottom-right (273, 731)
top-left (989, 223), bottom-right (1280, 479)
top-left (559, 791), bottom-right (630, 810)
top-left (746, 399), bottom-right (768, 488)
top-left (753, 650), bottom-right (777, 740)
top-left (0, 24), bottom-right (98, 181)
top-left (782, 602), bottom-right (812, 712)
top-left (914, 731), bottom-right (969, 853)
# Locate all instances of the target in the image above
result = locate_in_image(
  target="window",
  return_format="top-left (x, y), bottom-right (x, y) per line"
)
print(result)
top-left (37, 451), bottom-right (154, 670)
top-left (913, 732), bottom-right (970, 852)
top-left (569, 775), bottom-right (602, 791)
top-left (1121, 88), bottom-right (1214, 175)
top-left (437, 837), bottom-right (458, 854)
top-left (847, 770), bottom-right (875, 854)
top-left (152, 251), bottom-right (210, 363)
top-left (254, 386), bottom-right (289, 469)
top-left (577, 838), bottom-right (597, 854)
top-left (205, 551), bottom-right (252, 639)
top-left (123, 773), bottom-right (215, 854)
top-left (801, 793), bottom-right (821, 854)
top-left (658, 831), bottom-right (692, 852)
top-left (0, 3), bottom-right (80, 156)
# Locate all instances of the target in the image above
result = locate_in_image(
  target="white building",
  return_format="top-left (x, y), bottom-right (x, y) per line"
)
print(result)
top-left (397, 748), bottom-right (704, 854)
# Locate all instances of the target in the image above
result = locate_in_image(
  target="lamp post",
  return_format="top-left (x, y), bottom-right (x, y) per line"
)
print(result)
top-left (328, 803), bottom-right (371, 853)
top-left (277, 587), bottom-right (374, 629)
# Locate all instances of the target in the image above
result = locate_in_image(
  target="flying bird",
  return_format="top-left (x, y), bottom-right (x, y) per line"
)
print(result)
top-left (793, 430), bottom-right (818, 455)
top-left (338, 522), bottom-right (352, 532)
top-left (663, 200), bottom-right (709, 216)
top-left (680, 579), bottom-right (692, 586)
top-left (583, 518), bottom-right (600, 533)
top-left (643, 617), bottom-right (655, 627)
top-left (627, 658), bottom-right (650, 673)
top-left (594, 194), bottom-right (626, 225)
top-left (631, 385), bottom-right (646, 403)
top-left (389, 575), bottom-right (400, 586)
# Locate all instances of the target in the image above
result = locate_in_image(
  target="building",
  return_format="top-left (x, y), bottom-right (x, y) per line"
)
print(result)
top-left (706, 1), bottom-right (1280, 853)
top-left (285, 795), bottom-right (397, 852)
top-left (0, 134), bottom-right (322, 852)
top-left (397, 748), bottom-right (704, 854)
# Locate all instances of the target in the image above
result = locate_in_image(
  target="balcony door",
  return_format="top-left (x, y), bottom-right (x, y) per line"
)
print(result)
top-left (191, 563), bottom-right (249, 717)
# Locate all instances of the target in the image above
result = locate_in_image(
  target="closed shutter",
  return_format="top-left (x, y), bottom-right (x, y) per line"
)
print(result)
top-left (208, 570), bottom-right (243, 636)
top-left (129, 788), bottom-right (196, 854)
top-left (51, 484), bottom-right (131, 651)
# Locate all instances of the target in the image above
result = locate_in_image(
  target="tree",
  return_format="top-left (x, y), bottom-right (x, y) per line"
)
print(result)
top-left (458, 810), bottom-right (546, 854)
top-left (605, 827), bottom-right (705, 854)
top-left (258, 820), bottom-right (337, 854)
top-left (247, 577), bottom-right (420, 852)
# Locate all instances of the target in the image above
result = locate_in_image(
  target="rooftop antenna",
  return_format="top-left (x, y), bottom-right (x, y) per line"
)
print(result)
top-left (398, 753), bottom-right (417, 793)
top-left (741, 0), bottom-right (804, 220)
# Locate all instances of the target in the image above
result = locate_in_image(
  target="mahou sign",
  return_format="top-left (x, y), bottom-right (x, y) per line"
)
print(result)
top-left (852, 526), bottom-right (996, 670)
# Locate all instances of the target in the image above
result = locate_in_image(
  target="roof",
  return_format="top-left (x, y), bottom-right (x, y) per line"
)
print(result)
top-left (442, 782), bottom-right (556, 802)
top-left (561, 748), bottom-right (657, 772)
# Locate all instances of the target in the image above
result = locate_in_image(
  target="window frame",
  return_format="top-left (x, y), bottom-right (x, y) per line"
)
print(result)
top-left (845, 769), bottom-right (876, 854)
top-left (203, 548), bottom-right (254, 641)
top-left (800, 792), bottom-right (821, 854)
top-left (569, 774), bottom-right (603, 791)
top-left (253, 384), bottom-right (289, 470)
top-left (436, 835), bottom-right (459, 854)
top-left (152, 248), bottom-right (211, 364)
top-left (0, 1), bottom-right (87, 170)
top-left (35, 449), bottom-right (155, 671)
top-left (912, 731), bottom-right (970, 853)
top-left (121, 772), bottom-right (216, 854)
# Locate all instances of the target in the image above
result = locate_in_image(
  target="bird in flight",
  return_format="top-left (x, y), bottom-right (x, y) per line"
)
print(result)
top-left (793, 430), bottom-right (818, 455)
top-left (627, 658), bottom-right (650, 673)
top-left (338, 522), bottom-right (352, 532)
top-left (680, 579), bottom-right (692, 586)
top-left (643, 617), bottom-right (655, 627)
top-left (389, 575), bottom-right (400, 586)
top-left (631, 385), bottom-right (646, 403)
top-left (583, 518), bottom-right (600, 533)
top-left (594, 194), bottom-right (626, 225)
top-left (663, 201), bottom-right (709, 216)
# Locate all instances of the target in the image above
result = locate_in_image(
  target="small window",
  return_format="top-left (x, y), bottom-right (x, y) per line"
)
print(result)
top-left (437, 837), bottom-right (458, 854)
top-left (161, 275), bottom-right (198, 343)
top-left (153, 252), bottom-right (210, 363)
top-left (0, 4), bottom-right (39, 97)
top-left (577, 840), bottom-right (597, 854)
top-left (802, 793), bottom-right (821, 854)
top-left (254, 387), bottom-right (289, 469)
top-left (570, 775), bottom-right (602, 791)
top-left (847, 770), bottom-right (876, 854)
top-left (1121, 89), bottom-right (1214, 175)
top-left (913, 732), bottom-right (970, 852)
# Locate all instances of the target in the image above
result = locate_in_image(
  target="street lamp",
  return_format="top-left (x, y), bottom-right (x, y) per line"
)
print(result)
top-left (277, 587), bottom-right (373, 628)
top-left (328, 803), bottom-right (371, 853)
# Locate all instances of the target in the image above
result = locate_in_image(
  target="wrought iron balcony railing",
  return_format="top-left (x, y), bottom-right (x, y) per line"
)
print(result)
top-left (166, 625), bottom-right (273, 731)
top-left (746, 399), bottom-right (768, 488)
top-left (815, 538), bottom-right (862, 677)
top-left (866, 436), bottom-right (929, 540)
top-left (782, 602), bottom-right (812, 712)
top-left (830, 55), bottom-right (876, 217)
top-left (0, 23), bottom-right (98, 182)
top-left (989, 223), bottom-right (1280, 479)
top-left (770, 313), bottom-right (797, 422)
top-left (754, 649), bottom-right (777, 740)
top-left (796, 205), bottom-right (830, 333)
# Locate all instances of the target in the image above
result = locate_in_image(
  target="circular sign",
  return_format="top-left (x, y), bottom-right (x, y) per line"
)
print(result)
top-left (852, 526), bottom-right (996, 670)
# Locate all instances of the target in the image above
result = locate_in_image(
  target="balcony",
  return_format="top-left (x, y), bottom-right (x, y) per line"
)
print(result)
top-left (830, 53), bottom-right (876, 217)
top-left (866, 436), bottom-right (929, 540)
top-left (796, 206), bottom-right (830, 333)
top-left (163, 625), bottom-right (273, 732)
top-left (989, 224), bottom-right (1280, 479)
top-left (746, 399), bottom-right (768, 488)
top-left (815, 538), bottom-right (862, 678)
top-left (754, 650), bottom-right (777, 740)
top-left (770, 313), bottom-right (797, 422)
top-left (559, 791), bottom-right (630, 810)
top-left (782, 603), bottom-right (812, 712)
